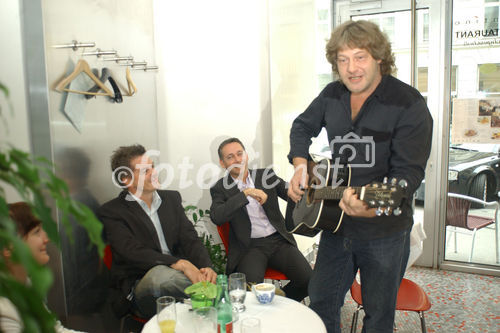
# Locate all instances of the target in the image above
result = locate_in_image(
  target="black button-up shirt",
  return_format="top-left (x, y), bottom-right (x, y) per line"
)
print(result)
top-left (288, 75), bottom-right (433, 239)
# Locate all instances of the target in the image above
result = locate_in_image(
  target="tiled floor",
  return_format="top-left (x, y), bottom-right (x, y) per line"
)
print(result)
top-left (340, 266), bottom-right (500, 333)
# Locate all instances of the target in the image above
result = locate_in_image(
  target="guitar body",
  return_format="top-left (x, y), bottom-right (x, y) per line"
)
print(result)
top-left (285, 158), bottom-right (407, 237)
top-left (285, 159), bottom-right (351, 236)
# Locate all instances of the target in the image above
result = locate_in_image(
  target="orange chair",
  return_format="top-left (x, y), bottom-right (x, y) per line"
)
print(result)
top-left (216, 223), bottom-right (288, 285)
top-left (103, 245), bottom-right (147, 332)
top-left (350, 277), bottom-right (431, 333)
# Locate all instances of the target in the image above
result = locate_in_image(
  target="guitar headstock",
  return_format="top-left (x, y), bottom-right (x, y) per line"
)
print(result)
top-left (361, 178), bottom-right (407, 216)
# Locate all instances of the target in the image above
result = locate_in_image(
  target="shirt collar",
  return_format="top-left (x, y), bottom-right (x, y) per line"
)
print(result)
top-left (231, 172), bottom-right (254, 190)
top-left (128, 190), bottom-right (162, 213)
top-left (339, 74), bottom-right (387, 102)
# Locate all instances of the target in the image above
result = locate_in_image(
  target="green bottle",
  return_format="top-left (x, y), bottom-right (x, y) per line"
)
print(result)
top-left (215, 274), bottom-right (233, 333)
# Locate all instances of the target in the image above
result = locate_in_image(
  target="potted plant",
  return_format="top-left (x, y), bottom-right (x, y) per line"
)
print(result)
top-left (0, 82), bottom-right (105, 332)
top-left (184, 205), bottom-right (227, 275)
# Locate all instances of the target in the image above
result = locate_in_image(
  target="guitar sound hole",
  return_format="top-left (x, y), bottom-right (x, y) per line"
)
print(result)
top-left (306, 188), bottom-right (315, 206)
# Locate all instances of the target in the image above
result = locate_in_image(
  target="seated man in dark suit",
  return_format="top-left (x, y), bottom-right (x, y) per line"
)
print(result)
top-left (98, 144), bottom-right (216, 318)
top-left (210, 137), bottom-right (312, 301)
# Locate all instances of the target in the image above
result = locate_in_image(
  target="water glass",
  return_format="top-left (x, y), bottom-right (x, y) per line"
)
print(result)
top-left (229, 272), bottom-right (246, 312)
top-left (157, 296), bottom-right (176, 333)
top-left (240, 317), bottom-right (261, 333)
top-left (193, 306), bottom-right (218, 333)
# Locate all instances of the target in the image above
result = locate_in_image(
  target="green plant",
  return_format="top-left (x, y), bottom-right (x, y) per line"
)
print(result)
top-left (184, 205), bottom-right (227, 274)
top-left (0, 83), bottom-right (105, 332)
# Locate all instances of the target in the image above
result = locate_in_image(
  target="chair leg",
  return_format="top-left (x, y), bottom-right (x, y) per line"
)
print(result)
top-left (470, 229), bottom-right (477, 262)
top-left (453, 227), bottom-right (458, 253)
top-left (351, 305), bottom-right (362, 333)
top-left (119, 315), bottom-right (126, 333)
top-left (419, 311), bottom-right (427, 333)
top-left (495, 222), bottom-right (499, 264)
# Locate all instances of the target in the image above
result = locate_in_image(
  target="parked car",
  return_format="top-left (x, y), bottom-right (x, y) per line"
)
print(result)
top-left (415, 143), bottom-right (500, 204)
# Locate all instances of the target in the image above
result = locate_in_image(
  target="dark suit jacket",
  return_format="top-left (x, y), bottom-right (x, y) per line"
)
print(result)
top-left (210, 168), bottom-right (296, 273)
top-left (98, 190), bottom-right (212, 296)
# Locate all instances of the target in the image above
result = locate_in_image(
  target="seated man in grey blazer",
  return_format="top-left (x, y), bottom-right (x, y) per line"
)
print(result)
top-left (210, 137), bottom-right (312, 301)
top-left (98, 144), bottom-right (216, 318)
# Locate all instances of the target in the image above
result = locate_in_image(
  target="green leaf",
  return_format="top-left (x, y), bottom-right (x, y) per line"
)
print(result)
top-left (0, 138), bottom-right (105, 332)
top-left (0, 82), bottom-right (8, 98)
top-left (184, 205), bottom-right (197, 211)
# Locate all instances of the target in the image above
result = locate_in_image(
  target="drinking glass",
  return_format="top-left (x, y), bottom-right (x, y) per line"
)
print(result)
top-left (240, 317), bottom-right (261, 333)
top-left (157, 296), bottom-right (176, 333)
top-left (193, 306), bottom-right (218, 333)
top-left (229, 272), bottom-right (246, 312)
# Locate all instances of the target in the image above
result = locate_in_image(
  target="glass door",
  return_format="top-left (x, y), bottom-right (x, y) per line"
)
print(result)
top-left (444, 0), bottom-right (500, 267)
top-left (332, 0), bottom-right (439, 267)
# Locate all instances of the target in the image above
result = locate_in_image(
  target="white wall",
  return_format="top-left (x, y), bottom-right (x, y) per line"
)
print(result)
top-left (153, 0), bottom-right (273, 210)
top-left (0, 0), bottom-right (31, 202)
top-left (269, 0), bottom-right (322, 251)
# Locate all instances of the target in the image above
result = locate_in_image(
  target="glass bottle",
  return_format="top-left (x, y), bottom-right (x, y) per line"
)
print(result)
top-left (215, 274), bottom-right (233, 333)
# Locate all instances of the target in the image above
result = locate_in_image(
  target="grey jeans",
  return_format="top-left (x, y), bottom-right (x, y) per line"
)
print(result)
top-left (132, 265), bottom-right (191, 318)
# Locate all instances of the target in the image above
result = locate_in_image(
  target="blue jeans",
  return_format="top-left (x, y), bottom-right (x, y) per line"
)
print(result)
top-left (309, 228), bottom-right (411, 333)
top-left (133, 265), bottom-right (191, 318)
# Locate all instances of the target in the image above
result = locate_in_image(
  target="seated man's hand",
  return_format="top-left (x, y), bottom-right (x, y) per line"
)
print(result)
top-left (200, 267), bottom-right (217, 284)
top-left (170, 259), bottom-right (204, 283)
top-left (339, 187), bottom-right (376, 218)
top-left (243, 188), bottom-right (268, 205)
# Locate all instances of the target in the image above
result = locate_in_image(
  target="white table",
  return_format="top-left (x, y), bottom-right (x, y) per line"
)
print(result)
top-left (142, 292), bottom-right (326, 333)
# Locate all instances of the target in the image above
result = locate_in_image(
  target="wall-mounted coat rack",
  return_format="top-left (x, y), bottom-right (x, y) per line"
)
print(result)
top-left (53, 40), bottom-right (158, 100)
top-left (52, 40), bottom-right (159, 71)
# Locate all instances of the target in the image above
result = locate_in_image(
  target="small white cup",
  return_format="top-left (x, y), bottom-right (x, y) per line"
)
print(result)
top-left (241, 317), bottom-right (261, 333)
top-left (252, 282), bottom-right (275, 304)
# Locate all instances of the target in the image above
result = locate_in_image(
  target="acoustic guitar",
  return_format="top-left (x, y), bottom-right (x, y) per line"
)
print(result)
top-left (285, 158), bottom-right (407, 237)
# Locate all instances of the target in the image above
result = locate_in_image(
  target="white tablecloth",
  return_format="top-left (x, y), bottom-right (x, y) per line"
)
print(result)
top-left (142, 292), bottom-right (326, 333)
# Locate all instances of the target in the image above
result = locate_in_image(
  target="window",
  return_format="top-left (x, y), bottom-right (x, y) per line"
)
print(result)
top-left (484, 5), bottom-right (499, 31)
top-left (417, 66), bottom-right (458, 96)
top-left (478, 63), bottom-right (500, 96)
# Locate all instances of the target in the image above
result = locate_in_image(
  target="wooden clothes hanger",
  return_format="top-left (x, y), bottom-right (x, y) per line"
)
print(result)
top-left (125, 67), bottom-right (137, 96)
top-left (55, 59), bottom-right (113, 96)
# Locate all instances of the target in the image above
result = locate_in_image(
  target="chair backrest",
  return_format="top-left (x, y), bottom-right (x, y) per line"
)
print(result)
top-left (351, 277), bottom-right (431, 312)
top-left (103, 244), bottom-right (113, 270)
top-left (216, 223), bottom-right (230, 252)
top-left (446, 195), bottom-right (470, 229)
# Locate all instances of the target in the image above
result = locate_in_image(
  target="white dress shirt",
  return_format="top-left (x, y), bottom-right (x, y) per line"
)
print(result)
top-left (128, 191), bottom-right (171, 255)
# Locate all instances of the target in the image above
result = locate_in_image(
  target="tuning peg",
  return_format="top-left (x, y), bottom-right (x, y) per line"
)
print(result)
top-left (388, 199), bottom-right (395, 205)
top-left (390, 178), bottom-right (397, 185)
top-left (385, 207), bottom-right (393, 216)
top-left (398, 179), bottom-right (408, 188)
top-left (383, 177), bottom-right (388, 184)
top-left (372, 183), bottom-right (379, 188)
top-left (378, 200), bottom-right (385, 206)
top-left (382, 184), bottom-right (388, 190)
top-left (393, 207), bottom-right (402, 216)
top-left (369, 200), bottom-right (376, 206)
top-left (375, 207), bottom-right (383, 216)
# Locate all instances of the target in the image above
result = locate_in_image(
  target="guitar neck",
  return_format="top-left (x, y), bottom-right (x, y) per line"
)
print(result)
top-left (313, 186), bottom-right (363, 201)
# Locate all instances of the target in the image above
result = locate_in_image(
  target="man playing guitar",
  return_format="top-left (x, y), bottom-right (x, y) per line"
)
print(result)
top-left (287, 20), bottom-right (433, 333)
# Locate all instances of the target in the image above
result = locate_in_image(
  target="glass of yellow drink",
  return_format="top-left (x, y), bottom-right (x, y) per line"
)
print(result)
top-left (157, 296), bottom-right (176, 333)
